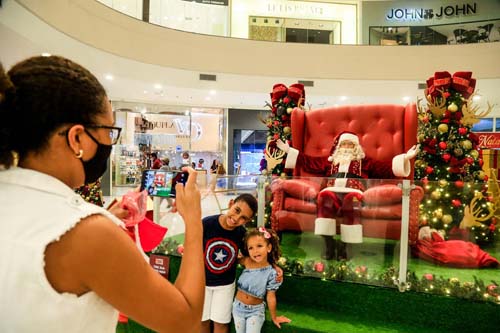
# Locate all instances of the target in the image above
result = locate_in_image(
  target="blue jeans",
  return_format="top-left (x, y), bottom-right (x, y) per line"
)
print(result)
top-left (232, 299), bottom-right (266, 333)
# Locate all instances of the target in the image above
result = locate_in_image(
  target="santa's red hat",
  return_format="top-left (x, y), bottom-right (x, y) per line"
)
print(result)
top-left (328, 131), bottom-right (360, 162)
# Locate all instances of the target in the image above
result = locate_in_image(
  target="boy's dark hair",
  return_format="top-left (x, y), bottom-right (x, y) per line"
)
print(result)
top-left (0, 56), bottom-right (107, 168)
top-left (241, 227), bottom-right (281, 265)
top-left (234, 193), bottom-right (258, 217)
top-left (151, 153), bottom-right (158, 159)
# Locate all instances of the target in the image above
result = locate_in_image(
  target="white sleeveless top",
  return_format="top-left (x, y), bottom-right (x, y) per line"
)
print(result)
top-left (0, 168), bottom-right (122, 333)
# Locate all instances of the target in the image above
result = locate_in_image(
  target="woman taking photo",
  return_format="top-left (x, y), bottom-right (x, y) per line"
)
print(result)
top-left (0, 55), bottom-right (204, 333)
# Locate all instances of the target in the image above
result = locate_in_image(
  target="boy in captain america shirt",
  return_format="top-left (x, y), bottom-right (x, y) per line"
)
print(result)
top-left (201, 194), bottom-right (282, 333)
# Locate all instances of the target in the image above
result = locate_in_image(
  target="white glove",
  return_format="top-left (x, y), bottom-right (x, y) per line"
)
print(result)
top-left (276, 139), bottom-right (290, 153)
top-left (405, 144), bottom-right (419, 161)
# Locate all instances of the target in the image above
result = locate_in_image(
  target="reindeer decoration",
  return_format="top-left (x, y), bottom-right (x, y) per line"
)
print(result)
top-left (264, 140), bottom-right (286, 172)
top-left (461, 93), bottom-right (495, 127)
top-left (417, 90), bottom-right (447, 119)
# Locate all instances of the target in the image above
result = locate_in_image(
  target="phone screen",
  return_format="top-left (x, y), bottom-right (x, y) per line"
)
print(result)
top-left (140, 170), bottom-right (188, 197)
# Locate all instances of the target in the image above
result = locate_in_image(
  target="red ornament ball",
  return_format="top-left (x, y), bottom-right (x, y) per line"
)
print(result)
top-left (458, 127), bottom-right (467, 135)
top-left (425, 166), bottom-right (434, 174)
top-left (455, 180), bottom-right (464, 188)
top-left (442, 153), bottom-right (451, 162)
top-left (439, 142), bottom-right (447, 150)
top-left (451, 199), bottom-right (462, 207)
top-left (314, 262), bottom-right (325, 273)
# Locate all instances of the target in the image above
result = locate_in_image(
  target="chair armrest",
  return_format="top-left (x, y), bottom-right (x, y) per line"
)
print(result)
top-left (270, 179), bottom-right (286, 231)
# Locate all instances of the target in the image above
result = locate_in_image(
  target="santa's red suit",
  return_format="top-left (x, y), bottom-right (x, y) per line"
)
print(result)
top-left (280, 132), bottom-right (413, 259)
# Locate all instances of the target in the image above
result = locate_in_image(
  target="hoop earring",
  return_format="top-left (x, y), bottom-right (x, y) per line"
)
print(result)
top-left (75, 149), bottom-right (84, 159)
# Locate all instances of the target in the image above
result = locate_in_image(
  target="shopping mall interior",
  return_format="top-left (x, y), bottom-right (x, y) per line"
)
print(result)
top-left (1, 0), bottom-right (499, 332)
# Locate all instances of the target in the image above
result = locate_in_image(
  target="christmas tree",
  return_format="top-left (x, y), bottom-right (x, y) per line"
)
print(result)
top-left (414, 71), bottom-right (497, 244)
top-left (75, 179), bottom-right (104, 207)
top-left (260, 83), bottom-right (305, 176)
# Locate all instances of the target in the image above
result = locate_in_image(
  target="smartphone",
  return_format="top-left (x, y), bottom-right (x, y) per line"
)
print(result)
top-left (140, 170), bottom-right (189, 198)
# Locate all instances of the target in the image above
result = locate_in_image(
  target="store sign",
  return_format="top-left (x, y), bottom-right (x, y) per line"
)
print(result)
top-left (265, 1), bottom-right (324, 16)
top-left (386, 2), bottom-right (477, 21)
top-left (134, 116), bottom-right (203, 141)
top-left (476, 132), bottom-right (500, 149)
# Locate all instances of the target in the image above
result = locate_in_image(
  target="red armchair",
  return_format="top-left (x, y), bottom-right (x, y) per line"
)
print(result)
top-left (270, 104), bottom-right (424, 244)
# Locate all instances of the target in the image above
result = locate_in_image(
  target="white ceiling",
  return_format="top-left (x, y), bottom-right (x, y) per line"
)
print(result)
top-left (1, 0), bottom-right (499, 115)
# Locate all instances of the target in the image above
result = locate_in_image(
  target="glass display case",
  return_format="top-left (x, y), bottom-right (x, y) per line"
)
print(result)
top-left (114, 145), bottom-right (142, 186)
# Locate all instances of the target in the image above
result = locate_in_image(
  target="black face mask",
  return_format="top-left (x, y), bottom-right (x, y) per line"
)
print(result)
top-left (81, 141), bottom-right (112, 184)
top-left (79, 129), bottom-right (112, 184)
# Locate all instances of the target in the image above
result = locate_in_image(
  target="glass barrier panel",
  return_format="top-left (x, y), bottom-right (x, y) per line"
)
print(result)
top-left (150, 174), bottom-right (500, 304)
top-left (407, 179), bottom-right (500, 304)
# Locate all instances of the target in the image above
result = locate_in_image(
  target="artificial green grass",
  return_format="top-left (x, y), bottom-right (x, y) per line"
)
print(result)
top-left (119, 232), bottom-right (499, 333)
top-left (118, 255), bottom-right (499, 333)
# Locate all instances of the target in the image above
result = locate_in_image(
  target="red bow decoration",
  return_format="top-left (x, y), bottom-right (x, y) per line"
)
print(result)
top-left (426, 71), bottom-right (476, 99)
top-left (270, 83), bottom-right (305, 107)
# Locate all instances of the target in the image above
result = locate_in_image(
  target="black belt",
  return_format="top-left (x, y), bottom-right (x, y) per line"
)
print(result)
top-left (331, 172), bottom-right (362, 179)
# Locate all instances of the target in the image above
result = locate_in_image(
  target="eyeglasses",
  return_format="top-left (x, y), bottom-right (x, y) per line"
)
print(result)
top-left (85, 125), bottom-right (122, 145)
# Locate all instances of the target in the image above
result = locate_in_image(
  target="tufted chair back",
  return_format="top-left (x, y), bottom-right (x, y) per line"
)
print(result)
top-left (290, 104), bottom-right (417, 177)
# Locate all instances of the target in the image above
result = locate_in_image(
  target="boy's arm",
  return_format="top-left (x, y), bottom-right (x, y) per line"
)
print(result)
top-left (272, 264), bottom-right (283, 283)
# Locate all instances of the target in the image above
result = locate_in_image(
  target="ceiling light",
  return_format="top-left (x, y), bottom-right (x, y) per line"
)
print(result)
top-left (473, 95), bottom-right (481, 101)
top-left (104, 74), bottom-right (114, 81)
top-left (402, 96), bottom-right (411, 102)
top-left (339, 96), bottom-right (348, 101)
top-left (143, 90), bottom-right (148, 94)
top-left (41, 52), bottom-right (51, 57)
top-left (209, 89), bottom-right (217, 96)
top-left (154, 84), bottom-right (162, 90)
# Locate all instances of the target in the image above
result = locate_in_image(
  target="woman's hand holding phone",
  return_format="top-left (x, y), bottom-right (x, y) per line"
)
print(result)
top-left (174, 167), bottom-right (201, 229)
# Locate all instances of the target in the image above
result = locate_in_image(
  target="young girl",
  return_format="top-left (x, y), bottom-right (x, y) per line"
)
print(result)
top-left (233, 227), bottom-right (291, 332)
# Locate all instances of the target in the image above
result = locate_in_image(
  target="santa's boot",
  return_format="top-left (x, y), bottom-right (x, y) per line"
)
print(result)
top-left (321, 236), bottom-right (336, 260)
top-left (316, 191), bottom-right (341, 260)
top-left (339, 192), bottom-right (364, 260)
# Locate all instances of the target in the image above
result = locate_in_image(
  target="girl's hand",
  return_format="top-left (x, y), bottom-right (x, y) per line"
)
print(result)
top-left (272, 315), bottom-right (291, 328)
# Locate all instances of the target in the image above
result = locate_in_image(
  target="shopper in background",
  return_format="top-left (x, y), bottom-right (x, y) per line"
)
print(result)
top-left (151, 152), bottom-right (163, 169)
top-left (160, 157), bottom-right (171, 171)
top-left (0, 56), bottom-right (204, 333)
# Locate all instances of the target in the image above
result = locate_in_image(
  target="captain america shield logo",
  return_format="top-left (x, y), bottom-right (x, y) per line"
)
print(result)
top-left (205, 237), bottom-right (238, 274)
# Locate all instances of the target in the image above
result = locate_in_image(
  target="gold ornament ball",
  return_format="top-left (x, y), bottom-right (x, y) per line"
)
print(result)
top-left (438, 124), bottom-right (449, 133)
top-left (431, 190), bottom-right (441, 200)
top-left (283, 126), bottom-right (291, 134)
top-left (438, 179), bottom-right (448, 187)
top-left (461, 140), bottom-right (472, 150)
top-left (287, 107), bottom-right (293, 114)
top-left (433, 210), bottom-right (443, 219)
top-left (477, 171), bottom-right (486, 180)
top-left (442, 214), bottom-right (453, 224)
top-left (280, 172), bottom-right (287, 179)
top-left (418, 134), bottom-right (425, 142)
top-left (447, 103), bottom-right (458, 112)
top-left (470, 150), bottom-right (479, 158)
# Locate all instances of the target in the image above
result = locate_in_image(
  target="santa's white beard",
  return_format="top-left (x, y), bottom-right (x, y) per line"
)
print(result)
top-left (333, 148), bottom-right (355, 166)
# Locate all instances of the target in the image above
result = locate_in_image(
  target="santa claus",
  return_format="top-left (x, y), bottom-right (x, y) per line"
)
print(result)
top-left (277, 131), bottom-right (418, 260)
